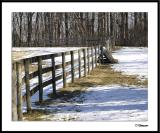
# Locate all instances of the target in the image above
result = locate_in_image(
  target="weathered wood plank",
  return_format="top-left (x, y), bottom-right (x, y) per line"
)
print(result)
top-left (51, 55), bottom-right (56, 95)
top-left (12, 63), bottom-right (17, 121)
top-left (28, 53), bottom-right (61, 63)
top-left (62, 52), bottom-right (66, 88)
top-left (24, 59), bottom-right (31, 112)
top-left (16, 62), bottom-right (23, 120)
top-left (38, 56), bottom-right (43, 102)
top-left (23, 85), bottom-right (39, 101)
top-left (43, 79), bottom-right (52, 88)
top-left (55, 74), bottom-right (63, 81)
top-left (100, 46), bottom-right (118, 64)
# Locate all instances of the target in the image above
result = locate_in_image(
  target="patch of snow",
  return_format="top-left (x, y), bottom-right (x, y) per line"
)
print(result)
top-left (111, 47), bottom-right (148, 80)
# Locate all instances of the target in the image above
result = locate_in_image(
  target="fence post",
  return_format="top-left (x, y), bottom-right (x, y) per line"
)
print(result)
top-left (51, 55), bottom-right (56, 95)
top-left (38, 56), bottom-right (43, 103)
top-left (87, 48), bottom-right (90, 74)
top-left (24, 59), bottom-right (32, 113)
top-left (91, 47), bottom-right (94, 70)
top-left (71, 51), bottom-right (75, 83)
top-left (16, 62), bottom-right (23, 120)
top-left (83, 49), bottom-right (87, 77)
top-left (12, 63), bottom-right (17, 121)
top-left (62, 52), bottom-right (66, 88)
top-left (78, 50), bottom-right (81, 79)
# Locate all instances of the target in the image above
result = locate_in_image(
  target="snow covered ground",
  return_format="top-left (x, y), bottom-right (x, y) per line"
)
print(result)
top-left (13, 47), bottom-right (148, 121)
top-left (111, 47), bottom-right (148, 80)
top-left (33, 85), bottom-right (147, 121)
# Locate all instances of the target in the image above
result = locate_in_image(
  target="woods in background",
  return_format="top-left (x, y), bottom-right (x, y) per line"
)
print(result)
top-left (12, 12), bottom-right (148, 47)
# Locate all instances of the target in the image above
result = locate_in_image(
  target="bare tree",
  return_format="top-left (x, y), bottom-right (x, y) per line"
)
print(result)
top-left (27, 12), bottom-right (34, 47)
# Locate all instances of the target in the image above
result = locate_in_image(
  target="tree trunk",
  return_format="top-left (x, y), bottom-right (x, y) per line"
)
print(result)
top-left (19, 13), bottom-right (23, 47)
top-left (65, 13), bottom-right (69, 46)
top-left (27, 13), bottom-right (34, 47)
top-left (124, 13), bottom-right (128, 45)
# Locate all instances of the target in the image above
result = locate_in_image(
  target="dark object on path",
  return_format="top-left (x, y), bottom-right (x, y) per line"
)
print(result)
top-left (97, 46), bottom-right (118, 64)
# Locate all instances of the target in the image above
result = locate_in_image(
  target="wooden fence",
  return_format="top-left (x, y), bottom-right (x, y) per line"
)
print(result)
top-left (12, 46), bottom-right (101, 121)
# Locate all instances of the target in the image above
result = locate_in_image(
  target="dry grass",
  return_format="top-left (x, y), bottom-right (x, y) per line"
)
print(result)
top-left (89, 65), bottom-right (147, 86)
top-left (61, 65), bottom-right (147, 89)
top-left (23, 109), bottom-right (51, 121)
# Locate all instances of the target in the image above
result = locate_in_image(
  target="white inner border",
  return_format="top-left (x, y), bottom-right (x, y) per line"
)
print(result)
top-left (2, 2), bottom-right (158, 131)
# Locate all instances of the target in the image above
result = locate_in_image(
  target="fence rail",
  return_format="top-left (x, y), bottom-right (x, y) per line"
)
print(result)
top-left (12, 46), bottom-right (101, 121)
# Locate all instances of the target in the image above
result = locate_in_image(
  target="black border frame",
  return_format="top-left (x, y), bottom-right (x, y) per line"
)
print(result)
top-left (1, 0), bottom-right (160, 2)
top-left (1, 0), bottom-right (159, 132)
